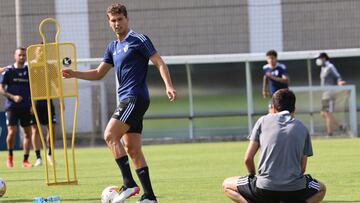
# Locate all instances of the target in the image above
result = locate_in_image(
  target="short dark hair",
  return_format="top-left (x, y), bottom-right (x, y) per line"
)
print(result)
top-left (272, 89), bottom-right (296, 113)
top-left (266, 50), bottom-right (277, 58)
top-left (106, 3), bottom-right (127, 18)
top-left (16, 47), bottom-right (26, 52)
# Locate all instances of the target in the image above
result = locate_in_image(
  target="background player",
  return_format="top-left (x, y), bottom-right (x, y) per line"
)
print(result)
top-left (316, 52), bottom-right (346, 136)
top-left (62, 3), bottom-right (176, 203)
top-left (223, 89), bottom-right (326, 203)
top-left (0, 47), bottom-right (34, 168)
top-left (262, 50), bottom-right (289, 112)
top-left (31, 45), bottom-right (57, 166)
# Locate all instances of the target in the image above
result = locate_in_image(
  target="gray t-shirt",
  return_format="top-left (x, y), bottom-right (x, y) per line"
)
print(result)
top-left (320, 61), bottom-right (341, 86)
top-left (320, 61), bottom-right (342, 100)
top-left (248, 111), bottom-right (313, 191)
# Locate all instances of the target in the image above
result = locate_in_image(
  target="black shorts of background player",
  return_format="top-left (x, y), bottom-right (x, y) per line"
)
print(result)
top-left (32, 99), bottom-right (57, 166)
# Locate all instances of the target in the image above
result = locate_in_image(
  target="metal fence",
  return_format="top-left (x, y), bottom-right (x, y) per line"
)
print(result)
top-left (77, 48), bottom-right (360, 139)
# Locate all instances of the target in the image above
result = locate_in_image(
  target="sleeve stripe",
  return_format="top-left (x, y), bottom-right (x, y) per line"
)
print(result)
top-left (130, 32), bottom-right (156, 57)
top-left (130, 32), bottom-right (146, 42)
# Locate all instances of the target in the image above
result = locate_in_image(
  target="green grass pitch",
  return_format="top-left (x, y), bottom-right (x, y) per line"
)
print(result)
top-left (0, 138), bottom-right (360, 202)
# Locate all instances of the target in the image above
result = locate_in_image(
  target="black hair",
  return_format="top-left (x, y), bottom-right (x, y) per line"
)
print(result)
top-left (272, 89), bottom-right (296, 113)
top-left (106, 3), bottom-right (128, 18)
top-left (266, 50), bottom-right (277, 58)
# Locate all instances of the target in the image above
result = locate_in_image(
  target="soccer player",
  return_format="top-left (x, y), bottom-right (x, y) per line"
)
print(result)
top-left (0, 47), bottom-right (34, 168)
top-left (262, 50), bottom-right (289, 111)
top-left (223, 89), bottom-right (326, 203)
top-left (31, 45), bottom-right (57, 166)
top-left (62, 3), bottom-right (176, 203)
top-left (316, 52), bottom-right (346, 136)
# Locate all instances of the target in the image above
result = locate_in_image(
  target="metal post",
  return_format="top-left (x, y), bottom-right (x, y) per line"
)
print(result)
top-left (245, 61), bottom-right (254, 134)
top-left (15, 0), bottom-right (22, 47)
top-left (99, 82), bottom-right (108, 134)
top-left (349, 85), bottom-right (358, 137)
top-left (186, 64), bottom-right (194, 139)
top-left (307, 58), bottom-right (315, 134)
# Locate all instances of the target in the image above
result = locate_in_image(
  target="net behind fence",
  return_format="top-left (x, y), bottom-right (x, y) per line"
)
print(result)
top-left (291, 85), bottom-right (357, 137)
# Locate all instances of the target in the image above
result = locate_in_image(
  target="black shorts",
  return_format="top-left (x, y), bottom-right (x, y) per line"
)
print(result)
top-left (237, 175), bottom-right (320, 203)
top-left (35, 100), bottom-right (56, 125)
top-left (6, 107), bottom-right (35, 127)
top-left (321, 99), bottom-right (335, 113)
top-left (111, 96), bottom-right (149, 133)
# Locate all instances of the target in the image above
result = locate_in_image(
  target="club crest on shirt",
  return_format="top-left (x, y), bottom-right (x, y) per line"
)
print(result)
top-left (124, 44), bottom-right (129, 53)
top-left (272, 70), bottom-right (279, 76)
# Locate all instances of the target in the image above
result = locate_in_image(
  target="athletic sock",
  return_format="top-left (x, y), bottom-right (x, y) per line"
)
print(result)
top-left (8, 149), bottom-right (13, 156)
top-left (136, 167), bottom-right (156, 200)
top-left (24, 154), bottom-right (29, 161)
top-left (35, 150), bottom-right (41, 159)
top-left (115, 156), bottom-right (137, 188)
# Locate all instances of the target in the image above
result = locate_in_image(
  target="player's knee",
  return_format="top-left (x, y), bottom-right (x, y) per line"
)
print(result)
top-left (222, 177), bottom-right (232, 190)
top-left (319, 181), bottom-right (326, 194)
top-left (24, 132), bottom-right (32, 139)
top-left (7, 129), bottom-right (16, 137)
top-left (126, 146), bottom-right (141, 159)
top-left (222, 179), bottom-right (228, 191)
top-left (103, 131), bottom-right (116, 146)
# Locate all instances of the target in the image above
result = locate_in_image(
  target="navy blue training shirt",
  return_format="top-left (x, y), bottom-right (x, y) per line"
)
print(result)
top-left (0, 64), bottom-right (32, 109)
top-left (263, 63), bottom-right (288, 96)
top-left (103, 30), bottom-right (156, 102)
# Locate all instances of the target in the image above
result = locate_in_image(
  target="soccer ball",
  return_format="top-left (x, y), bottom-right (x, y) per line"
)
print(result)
top-left (0, 178), bottom-right (6, 197)
top-left (101, 185), bottom-right (121, 203)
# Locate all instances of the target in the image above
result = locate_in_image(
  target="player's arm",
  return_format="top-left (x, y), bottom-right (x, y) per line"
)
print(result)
top-left (0, 84), bottom-right (22, 103)
top-left (0, 67), bottom-right (8, 74)
top-left (62, 62), bottom-right (112, 80)
top-left (150, 53), bottom-right (176, 101)
top-left (262, 75), bottom-right (269, 98)
top-left (301, 155), bottom-right (308, 174)
top-left (267, 73), bottom-right (289, 84)
top-left (329, 66), bottom-right (346, 85)
top-left (244, 140), bottom-right (259, 176)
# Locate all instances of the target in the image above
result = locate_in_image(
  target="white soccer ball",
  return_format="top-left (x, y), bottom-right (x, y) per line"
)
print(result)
top-left (0, 178), bottom-right (6, 197)
top-left (101, 185), bottom-right (121, 203)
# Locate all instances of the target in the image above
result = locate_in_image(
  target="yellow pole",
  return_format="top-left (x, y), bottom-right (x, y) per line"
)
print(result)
top-left (38, 18), bottom-right (61, 184)
top-left (29, 17), bottom-right (78, 186)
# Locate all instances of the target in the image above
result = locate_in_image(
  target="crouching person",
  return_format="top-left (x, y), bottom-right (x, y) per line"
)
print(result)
top-left (223, 89), bottom-right (326, 203)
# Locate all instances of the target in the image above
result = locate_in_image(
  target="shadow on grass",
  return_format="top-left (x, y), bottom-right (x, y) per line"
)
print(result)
top-left (60, 198), bottom-right (99, 202)
top-left (1, 199), bottom-right (29, 203)
top-left (0, 198), bottom-right (99, 202)
top-left (323, 201), bottom-right (360, 203)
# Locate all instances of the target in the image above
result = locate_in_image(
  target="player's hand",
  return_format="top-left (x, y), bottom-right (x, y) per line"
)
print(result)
top-left (262, 91), bottom-right (269, 98)
top-left (265, 72), bottom-right (272, 78)
top-left (12, 95), bottom-right (23, 103)
top-left (338, 80), bottom-right (346, 86)
top-left (0, 67), bottom-right (6, 74)
top-left (62, 69), bottom-right (76, 78)
top-left (0, 66), bottom-right (9, 74)
top-left (166, 86), bottom-right (176, 102)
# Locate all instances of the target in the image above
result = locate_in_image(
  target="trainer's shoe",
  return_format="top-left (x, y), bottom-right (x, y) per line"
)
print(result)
top-left (136, 195), bottom-right (158, 203)
top-left (112, 186), bottom-right (140, 203)
top-left (22, 160), bottom-right (32, 168)
top-left (6, 156), bottom-right (13, 168)
top-left (47, 155), bottom-right (54, 166)
top-left (34, 158), bottom-right (43, 166)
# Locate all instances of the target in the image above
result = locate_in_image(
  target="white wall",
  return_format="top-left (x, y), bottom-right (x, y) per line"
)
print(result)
top-left (55, 0), bottom-right (92, 133)
top-left (248, 0), bottom-right (283, 53)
